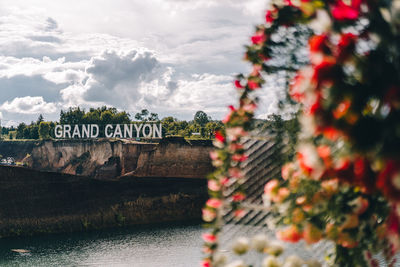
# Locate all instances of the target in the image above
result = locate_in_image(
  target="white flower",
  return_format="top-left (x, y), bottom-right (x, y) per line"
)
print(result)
top-left (308, 10), bottom-right (332, 34)
top-left (265, 241), bottom-right (284, 256)
top-left (232, 237), bottom-right (250, 255)
top-left (306, 259), bottom-right (322, 267)
top-left (251, 234), bottom-right (269, 252)
top-left (213, 252), bottom-right (227, 267)
top-left (262, 255), bottom-right (282, 267)
top-left (225, 260), bottom-right (247, 267)
top-left (283, 255), bottom-right (304, 267)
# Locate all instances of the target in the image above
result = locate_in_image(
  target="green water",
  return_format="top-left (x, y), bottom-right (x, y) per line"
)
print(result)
top-left (0, 222), bottom-right (204, 267)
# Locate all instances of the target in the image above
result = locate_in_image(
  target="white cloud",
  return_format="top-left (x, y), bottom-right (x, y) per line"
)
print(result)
top-left (0, 96), bottom-right (57, 114)
top-left (0, 1), bottom-right (281, 124)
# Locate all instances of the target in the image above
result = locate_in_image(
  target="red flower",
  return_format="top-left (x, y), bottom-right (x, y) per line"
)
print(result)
top-left (202, 233), bottom-right (217, 243)
top-left (312, 58), bottom-right (336, 87)
top-left (333, 99), bottom-right (351, 119)
top-left (215, 130), bottom-right (225, 143)
top-left (337, 33), bottom-right (357, 61)
top-left (232, 192), bottom-right (246, 202)
top-left (248, 80), bottom-right (260, 90)
top-left (232, 154), bottom-right (248, 162)
top-left (331, 0), bottom-right (361, 21)
top-left (266, 10), bottom-right (275, 23)
top-left (309, 34), bottom-right (329, 53)
top-left (377, 160), bottom-right (400, 201)
top-left (251, 32), bottom-right (266, 45)
top-left (277, 225), bottom-right (303, 243)
top-left (289, 72), bottom-right (306, 102)
top-left (206, 198), bottom-right (223, 209)
top-left (234, 80), bottom-right (244, 89)
top-left (201, 259), bottom-right (211, 267)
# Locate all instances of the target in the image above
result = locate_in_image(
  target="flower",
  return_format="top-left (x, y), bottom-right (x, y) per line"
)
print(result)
top-left (349, 196), bottom-right (369, 215)
top-left (232, 192), bottom-right (246, 202)
top-left (283, 255), bottom-right (304, 267)
top-left (377, 160), bottom-right (400, 201)
top-left (225, 260), bottom-right (246, 267)
top-left (337, 33), bottom-right (357, 61)
top-left (235, 80), bottom-right (244, 89)
top-left (232, 237), bottom-right (250, 255)
top-left (331, 0), bottom-right (361, 21)
top-left (226, 127), bottom-right (247, 141)
top-left (291, 208), bottom-right (305, 224)
top-left (232, 154), bottom-right (248, 162)
top-left (251, 234), bottom-right (269, 252)
top-left (303, 223), bottom-right (322, 244)
top-left (201, 259), bottom-right (211, 267)
top-left (215, 130), bottom-right (225, 144)
top-left (248, 80), bottom-right (261, 90)
top-left (234, 209), bottom-right (247, 218)
top-left (208, 180), bottom-right (221, 191)
top-left (333, 99), bottom-right (351, 119)
top-left (213, 252), bottom-right (227, 267)
top-left (251, 31), bottom-right (267, 45)
top-left (281, 162), bottom-right (294, 180)
top-left (305, 259), bottom-right (322, 267)
top-left (276, 225), bottom-right (303, 243)
top-left (265, 241), bottom-right (284, 256)
top-left (266, 9), bottom-right (276, 24)
top-left (229, 167), bottom-right (244, 179)
top-left (202, 208), bottom-right (216, 222)
top-left (202, 233), bottom-right (217, 243)
top-left (337, 232), bottom-right (358, 248)
top-left (262, 255), bottom-right (282, 267)
top-left (206, 198), bottom-right (223, 209)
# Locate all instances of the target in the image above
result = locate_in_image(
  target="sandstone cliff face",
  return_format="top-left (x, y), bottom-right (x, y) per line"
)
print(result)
top-left (0, 166), bottom-right (207, 238)
top-left (0, 137), bottom-right (213, 179)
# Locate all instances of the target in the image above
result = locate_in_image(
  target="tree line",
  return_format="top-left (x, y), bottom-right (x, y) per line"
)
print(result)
top-left (1, 107), bottom-right (224, 140)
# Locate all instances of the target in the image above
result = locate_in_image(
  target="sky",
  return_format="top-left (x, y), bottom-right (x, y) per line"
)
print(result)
top-left (0, 0), bottom-right (282, 127)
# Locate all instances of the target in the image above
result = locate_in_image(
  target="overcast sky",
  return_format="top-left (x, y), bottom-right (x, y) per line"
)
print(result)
top-left (0, 0), bottom-right (280, 126)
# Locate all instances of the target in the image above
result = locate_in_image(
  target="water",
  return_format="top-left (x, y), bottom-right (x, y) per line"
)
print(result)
top-left (0, 222), bottom-right (204, 267)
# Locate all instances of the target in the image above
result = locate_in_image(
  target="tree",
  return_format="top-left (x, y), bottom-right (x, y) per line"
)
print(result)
top-left (16, 123), bottom-right (26, 139)
top-left (194, 111), bottom-right (210, 126)
top-left (60, 107), bottom-right (85, 125)
top-left (36, 114), bottom-right (44, 125)
top-left (38, 122), bottom-right (51, 139)
top-left (134, 109), bottom-right (149, 121)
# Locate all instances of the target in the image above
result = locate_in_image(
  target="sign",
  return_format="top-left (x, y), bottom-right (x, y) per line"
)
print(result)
top-left (54, 123), bottom-right (162, 139)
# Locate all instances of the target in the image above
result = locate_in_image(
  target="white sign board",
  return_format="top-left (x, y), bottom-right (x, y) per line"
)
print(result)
top-left (54, 123), bottom-right (162, 139)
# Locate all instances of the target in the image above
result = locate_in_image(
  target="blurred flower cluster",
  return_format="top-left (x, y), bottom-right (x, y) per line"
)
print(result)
top-left (203, 0), bottom-right (400, 266)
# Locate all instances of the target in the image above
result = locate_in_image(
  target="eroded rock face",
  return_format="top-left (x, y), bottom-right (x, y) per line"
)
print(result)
top-left (0, 137), bottom-right (213, 179)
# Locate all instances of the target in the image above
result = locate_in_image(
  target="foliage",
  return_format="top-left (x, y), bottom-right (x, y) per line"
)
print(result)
top-left (203, 1), bottom-right (400, 266)
top-left (38, 122), bottom-right (51, 139)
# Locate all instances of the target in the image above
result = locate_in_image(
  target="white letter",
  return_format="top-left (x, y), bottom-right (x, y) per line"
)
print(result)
top-left (82, 124), bottom-right (90, 138)
top-left (55, 125), bottom-right (63, 138)
top-left (124, 124), bottom-right (133, 138)
top-left (72, 125), bottom-right (81, 138)
top-left (113, 124), bottom-right (122, 138)
top-left (153, 123), bottom-right (162, 138)
top-left (63, 125), bottom-right (71, 138)
top-left (91, 124), bottom-right (99, 138)
top-left (134, 123), bottom-right (143, 138)
top-left (105, 124), bottom-right (113, 138)
top-left (142, 124), bottom-right (152, 138)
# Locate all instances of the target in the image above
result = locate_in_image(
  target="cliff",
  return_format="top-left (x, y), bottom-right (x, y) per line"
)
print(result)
top-left (0, 165), bottom-right (207, 238)
top-left (0, 137), bottom-right (213, 179)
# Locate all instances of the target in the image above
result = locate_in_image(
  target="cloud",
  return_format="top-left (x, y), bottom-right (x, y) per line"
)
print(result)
top-left (0, 96), bottom-right (57, 114)
top-left (0, 1), bottom-right (282, 125)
